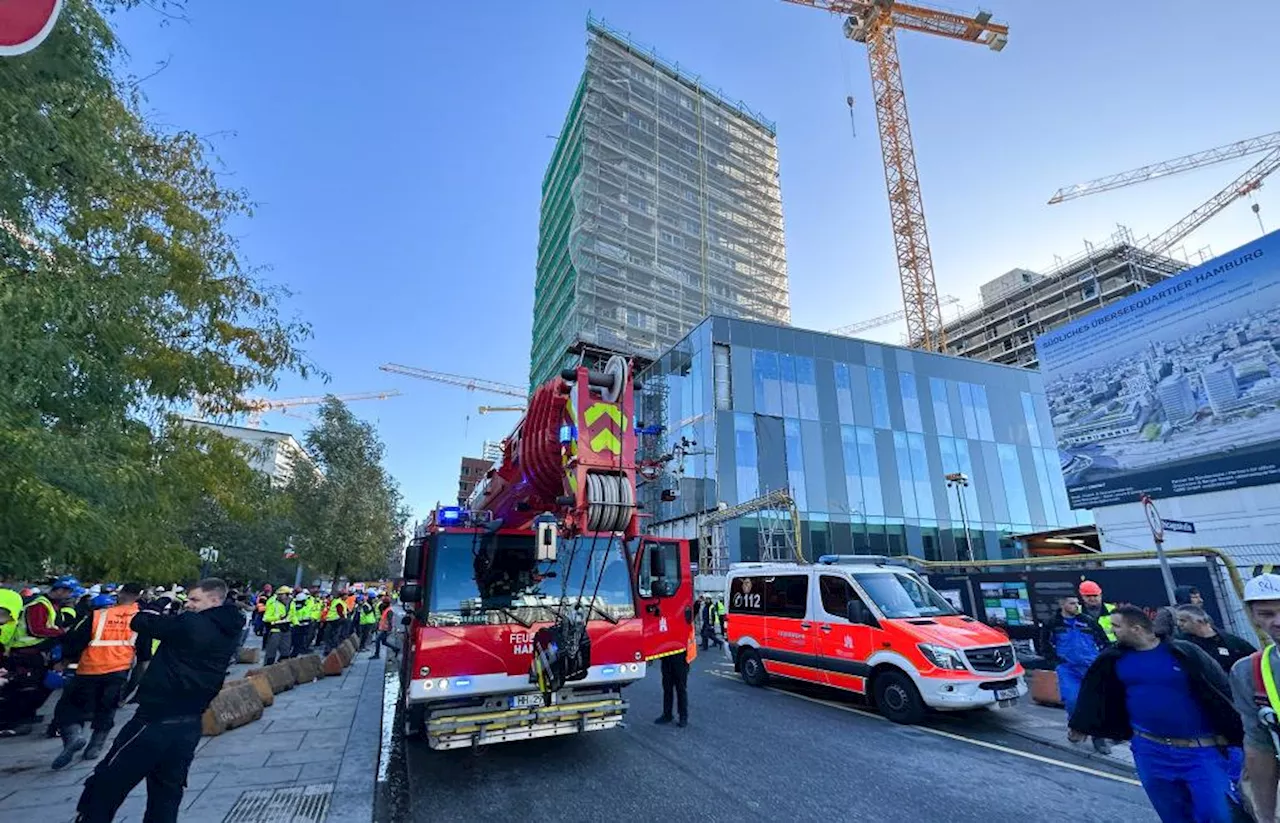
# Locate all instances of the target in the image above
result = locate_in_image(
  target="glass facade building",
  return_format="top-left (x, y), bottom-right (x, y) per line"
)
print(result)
top-left (638, 317), bottom-right (1091, 563)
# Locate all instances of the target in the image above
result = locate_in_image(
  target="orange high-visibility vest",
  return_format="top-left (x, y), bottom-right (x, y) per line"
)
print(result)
top-left (77, 603), bottom-right (140, 676)
top-left (345, 595), bottom-right (356, 612)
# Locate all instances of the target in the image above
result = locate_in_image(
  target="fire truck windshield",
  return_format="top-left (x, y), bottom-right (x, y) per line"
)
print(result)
top-left (427, 532), bottom-right (636, 626)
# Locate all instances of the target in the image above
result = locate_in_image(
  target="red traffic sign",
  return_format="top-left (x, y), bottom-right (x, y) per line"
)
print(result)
top-left (0, 0), bottom-right (62, 57)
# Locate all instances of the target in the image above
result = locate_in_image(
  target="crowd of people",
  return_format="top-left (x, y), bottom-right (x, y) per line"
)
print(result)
top-left (1041, 574), bottom-right (1280, 823)
top-left (0, 575), bottom-right (397, 822)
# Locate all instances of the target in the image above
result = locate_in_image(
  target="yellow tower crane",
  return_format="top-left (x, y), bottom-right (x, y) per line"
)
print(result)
top-left (782, 0), bottom-right (1008, 351)
top-left (238, 390), bottom-right (402, 426)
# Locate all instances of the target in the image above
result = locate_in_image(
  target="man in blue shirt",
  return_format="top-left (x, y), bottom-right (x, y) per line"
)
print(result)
top-left (1068, 605), bottom-right (1243, 822)
top-left (1041, 594), bottom-right (1111, 753)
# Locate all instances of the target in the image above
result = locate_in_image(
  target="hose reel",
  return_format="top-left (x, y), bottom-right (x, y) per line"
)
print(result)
top-left (584, 472), bottom-right (634, 533)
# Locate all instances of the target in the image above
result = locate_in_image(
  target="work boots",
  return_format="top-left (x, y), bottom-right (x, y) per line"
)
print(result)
top-left (82, 729), bottom-right (110, 760)
top-left (51, 723), bottom-right (86, 770)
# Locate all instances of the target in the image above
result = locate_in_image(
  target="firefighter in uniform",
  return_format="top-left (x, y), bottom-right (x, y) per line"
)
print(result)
top-left (261, 586), bottom-right (293, 664)
top-left (656, 626), bottom-right (697, 728)
top-left (50, 584), bottom-right (144, 769)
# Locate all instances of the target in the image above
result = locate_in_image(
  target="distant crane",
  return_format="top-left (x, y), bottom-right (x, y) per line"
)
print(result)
top-left (478, 405), bottom-right (526, 415)
top-left (197, 390), bottom-right (402, 427)
top-left (1048, 131), bottom-right (1280, 254)
top-left (831, 294), bottom-right (960, 337)
top-left (781, 0), bottom-right (1008, 352)
top-left (379, 363), bottom-right (527, 399)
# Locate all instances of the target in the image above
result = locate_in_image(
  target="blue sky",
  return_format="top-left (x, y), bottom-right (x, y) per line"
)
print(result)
top-left (109, 0), bottom-right (1280, 520)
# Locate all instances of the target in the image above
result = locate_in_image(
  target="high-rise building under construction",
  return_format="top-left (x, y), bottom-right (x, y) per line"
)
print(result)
top-left (531, 19), bottom-right (790, 389)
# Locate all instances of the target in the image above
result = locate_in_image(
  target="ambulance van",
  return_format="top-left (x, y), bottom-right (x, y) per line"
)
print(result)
top-left (725, 555), bottom-right (1027, 723)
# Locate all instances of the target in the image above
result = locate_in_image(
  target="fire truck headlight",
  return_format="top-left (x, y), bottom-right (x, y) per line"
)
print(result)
top-left (423, 679), bottom-right (434, 691)
top-left (437, 678), bottom-right (449, 691)
top-left (419, 666), bottom-right (430, 678)
top-left (628, 663), bottom-right (639, 673)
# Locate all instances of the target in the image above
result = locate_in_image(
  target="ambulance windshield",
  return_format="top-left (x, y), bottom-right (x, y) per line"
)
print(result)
top-left (427, 532), bottom-right (636, 625)
top-left (853, 572), bottom-right (959, 619)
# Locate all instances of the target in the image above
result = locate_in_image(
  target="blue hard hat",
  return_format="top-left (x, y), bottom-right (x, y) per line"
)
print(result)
top-left (91, 594), bottom-right (116, 608)
top-left (72, 586), bottom-right (87, 598)
top-left (355, 594), bottom-right (365, 602)
top-left (52, 575), bottom-right (80, 591)
top-left (102, 583), bottom-right (118, 593)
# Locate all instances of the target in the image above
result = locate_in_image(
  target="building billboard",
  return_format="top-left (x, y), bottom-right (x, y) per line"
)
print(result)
top-left (1036, 230), bottom-right (1280, 509)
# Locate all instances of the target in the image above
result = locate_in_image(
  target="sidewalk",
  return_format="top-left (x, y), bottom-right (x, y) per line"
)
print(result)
top-left (981, 697), bottom-right (1137, 772)
top-left (0, 638), bottom-right (386, 822)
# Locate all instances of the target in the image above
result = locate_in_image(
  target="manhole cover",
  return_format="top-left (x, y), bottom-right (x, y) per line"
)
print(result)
top-left (223, 782), bottom-right (334, 822)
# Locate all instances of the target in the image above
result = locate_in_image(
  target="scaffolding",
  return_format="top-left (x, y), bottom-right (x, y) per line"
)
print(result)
top-left (943, 227), bottom-right (1190, 369)
top-left (699, 488), bottom-right (804, 577)
top-left (531, 18), bottom-right (791, 389)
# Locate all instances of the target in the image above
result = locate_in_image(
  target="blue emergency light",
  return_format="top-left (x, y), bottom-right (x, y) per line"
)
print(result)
top-left (438, 506), bottom-right (463, 525)
top-left (559, 424), bottom-right (576, 444)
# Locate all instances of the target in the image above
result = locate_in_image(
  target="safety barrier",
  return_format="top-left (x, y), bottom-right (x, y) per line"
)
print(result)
top-left (288, 653), bottom-right (323, 684)
top-left (246, 671), bottom-right (275, 707)
top-left (202, 679), bottom-right (265, 736)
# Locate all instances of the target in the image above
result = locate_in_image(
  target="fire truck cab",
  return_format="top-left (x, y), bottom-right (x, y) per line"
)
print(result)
top-left (726, 555), bottom-right (1026, 724)
top-left (398, 509), bottom-right (692, 750)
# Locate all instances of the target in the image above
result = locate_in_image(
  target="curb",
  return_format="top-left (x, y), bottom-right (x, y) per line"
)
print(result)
top-left (994, 724), bottom-right (1138, 776)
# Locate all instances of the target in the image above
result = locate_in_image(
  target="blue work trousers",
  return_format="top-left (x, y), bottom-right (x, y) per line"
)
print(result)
top-left (1130, 735), bottom-right (1234, 823)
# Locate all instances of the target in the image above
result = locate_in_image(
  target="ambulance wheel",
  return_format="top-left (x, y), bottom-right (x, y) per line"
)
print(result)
top-left (739, 649), bottom-right (768, 687)
top-left (873, 670), bottom-right (925, 724)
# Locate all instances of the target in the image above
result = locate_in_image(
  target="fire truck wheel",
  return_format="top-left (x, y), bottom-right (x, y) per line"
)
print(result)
top-left (872, 670), bottom-right (925, 725)
top-left (739, 649), bottom-right (768, 687)
top-left (403, 703), bottom-right (424, 740)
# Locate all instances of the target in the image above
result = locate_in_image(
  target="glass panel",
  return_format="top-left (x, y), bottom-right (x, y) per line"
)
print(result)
top-left (929, 377), bottom-right (952, 437)
top-left (1030, 447), bottom-right (1060, 528)
top-left (801, 421), bottom-right (826, 515)
top-left (907, 433), bottom-right (935, 519)
top-left (899, 372), bottom-right (923, 432)
top-left (954, 439), bottom-right (984, 525)
top-left (1020, 391), bottom-right (1041, 447)
top-left (784, 419), bottom-right (807, 510)
top-left (834, 363), bottom-right (855, 424)
top-left (779, 354), bottom-right (799, 419)
top-left (840, 426), bottom-right (863, 518)
top-left (892, 432), bottom-right (918, 519)
top-left (733, 413), bottom-right (759, 503)
top-left (755, 415), bottom-right (788, 496)
top-left (938, 436), bottom-right (959, 475)
top-left (867, 367), bottom-right (891, 429)
top-left (973, 384), bottom-right (995, 441)
top-left (796, 356), bottom-right (819, 420)
top-left (849, 364), bottom-right (874, 427)
top-left (753, 350), bottom-right (782, 417)
top-left (996, 444), bottom-right (1031, 527)
top-left (731, 345), bottom-right (755, 414)
top-left (856, 427), bottom-right (884, 517)
top-left (957, 382), bottom-right (980, 440)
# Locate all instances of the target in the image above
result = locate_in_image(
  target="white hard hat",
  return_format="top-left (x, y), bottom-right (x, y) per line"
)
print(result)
top-left (88, 584), bottom-right (102, 595)
top-left (294, 591), bottom-right (308, 600)
top-left (1244, 574), bottom-right (1280, 602)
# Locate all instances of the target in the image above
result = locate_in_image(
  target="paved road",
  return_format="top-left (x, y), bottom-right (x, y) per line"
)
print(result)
top-left (401, 654), bottom-right (1158, 823)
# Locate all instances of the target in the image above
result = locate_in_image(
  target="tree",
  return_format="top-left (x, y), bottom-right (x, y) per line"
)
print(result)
top-left (0, 1), bottom-right (312, 579)
top-left (285, 398), bottom-right (407, 586)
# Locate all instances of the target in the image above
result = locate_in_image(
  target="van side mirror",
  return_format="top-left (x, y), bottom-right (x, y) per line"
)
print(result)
top-left (847, 600), bottom-right (875, 626)
top-left (535, 514), bottom-right (558, 562)
top-left (400, 582), bottom-right (422, 604)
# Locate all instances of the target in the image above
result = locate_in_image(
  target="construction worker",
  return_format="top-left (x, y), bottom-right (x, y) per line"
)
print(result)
top-left (50, 584), bottom-right (145, 769)
top-left (370, 594), bottom-right (394, 660)
top-left (1230, 573), bottom-right (1280, 822)
top-left (356, 594), bottom-right (377, 650)
top-left (287, 590), bottom-right (313, 658)
top-left (252, 585), bottom-right (270, 636)
top-left (261, 586), bottom-right (293, 664)
top-left (322, 593), bottom-right (348, 654)
top-left (0, 576), bottom-right (76, 734)
top-left (0, 587), bottom-right (22, 652)
top-left (1078, 580), bottom-right (1118, 642)
top-left (656, 624), bottom-right (696, 728)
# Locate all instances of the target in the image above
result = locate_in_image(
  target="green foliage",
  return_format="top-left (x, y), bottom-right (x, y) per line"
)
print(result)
top-left (285, 398), bottom-right (408, 585)
top-left (0, 1), bottom-right (312, 580)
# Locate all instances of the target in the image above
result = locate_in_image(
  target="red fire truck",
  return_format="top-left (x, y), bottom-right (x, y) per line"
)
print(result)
top-left (397, 356), bottom-right (693, 749)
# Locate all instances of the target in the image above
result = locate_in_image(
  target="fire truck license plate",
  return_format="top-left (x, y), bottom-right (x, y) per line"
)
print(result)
top-left (510, 693), bottom-right (555, 709)
top-left (995, 687), bottom-right (1018, 701)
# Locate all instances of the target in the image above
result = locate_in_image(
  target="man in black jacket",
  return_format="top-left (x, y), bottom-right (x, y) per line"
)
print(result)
top-left (1068, 605), bottom-right (1243, 823)
top-left (75, 578), bottom-right (242, 823)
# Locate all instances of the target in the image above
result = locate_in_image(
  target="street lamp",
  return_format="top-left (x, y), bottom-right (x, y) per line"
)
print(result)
top-left (944, 472), bottom-right (975, 562)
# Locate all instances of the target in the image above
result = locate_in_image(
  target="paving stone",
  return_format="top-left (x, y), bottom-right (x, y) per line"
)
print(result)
top-left (264, 747), bottom-right (340, 767)
top-left (297, 760), bottom-right (340, 781)
top-left (206, 764), bottom-right (303, 789)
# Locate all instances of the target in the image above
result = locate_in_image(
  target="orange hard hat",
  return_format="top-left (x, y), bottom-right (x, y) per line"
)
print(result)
top-left (1078, 580), bottom-right (1102, 596)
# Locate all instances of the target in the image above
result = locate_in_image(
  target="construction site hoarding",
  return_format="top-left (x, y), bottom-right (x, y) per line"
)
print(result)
top-left (531, 18), bottom-right (790, 389)
top-left (1036, 230), bottom-right (1280, 509)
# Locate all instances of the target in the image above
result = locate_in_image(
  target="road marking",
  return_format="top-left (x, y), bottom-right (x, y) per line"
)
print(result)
top-left (705, 669), bottom-right (1141, 787)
